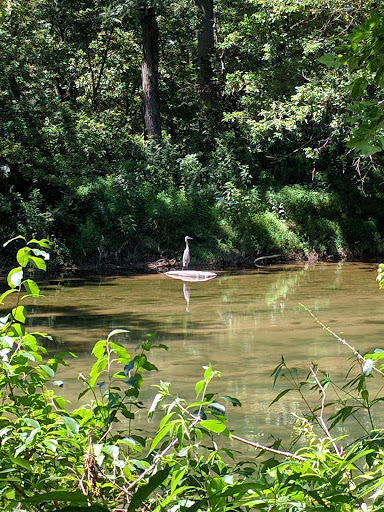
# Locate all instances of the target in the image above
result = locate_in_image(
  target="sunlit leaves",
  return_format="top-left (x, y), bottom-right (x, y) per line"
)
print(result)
top-left (38, 364), bottom-right (55, 378)
top-left (362, 358), bottom-right (374, 376)
top-left (3, 235), bottom-right (26, 247)
top-left (195, 379), bottom-right (205, 398)
top-left (149, 421), bottom-right (177, 454)
top-left (199, 419), bottom-right (227, 434)
top-left (7, 267), bottom-right (23, 289)
top-left (377, 264), bottom-right (384, 289)
top-left (12, 239), bottom-right (52, 271)
top-left (321, 9), bottom-right (384, 158)
top-left (17, 248), bottom-right (31, 267)
top-left (107, 328), bottom-right (129, 340)
top-left (60, 415), bottom-right (79, 434)
top-left (22, 279), bottom-right (41, 299)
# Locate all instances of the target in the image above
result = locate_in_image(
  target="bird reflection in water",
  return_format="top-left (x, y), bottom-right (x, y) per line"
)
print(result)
top-left (183, 282), bottom-right (191, 312)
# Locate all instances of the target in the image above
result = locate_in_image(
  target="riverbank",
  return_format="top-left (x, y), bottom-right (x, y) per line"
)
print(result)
top-left (2, 250), bottom-right (382, 279)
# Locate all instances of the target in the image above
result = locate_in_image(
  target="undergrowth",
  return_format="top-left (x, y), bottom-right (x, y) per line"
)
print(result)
top-left (2, 177), bottom-right (383, 267)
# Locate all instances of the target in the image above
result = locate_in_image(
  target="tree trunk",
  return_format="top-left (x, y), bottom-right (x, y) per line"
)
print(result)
top-left (195, 0), bottom-right (215, 105)
top-left (140, 4), bottom-right (161, 138)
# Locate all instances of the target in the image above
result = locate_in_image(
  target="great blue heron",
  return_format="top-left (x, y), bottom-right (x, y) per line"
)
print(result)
top-left (182, 236), bottom-right (193, 270)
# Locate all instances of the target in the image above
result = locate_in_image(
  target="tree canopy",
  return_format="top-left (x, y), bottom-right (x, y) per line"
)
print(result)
top-left (1, 0), bottom-right (384, 265)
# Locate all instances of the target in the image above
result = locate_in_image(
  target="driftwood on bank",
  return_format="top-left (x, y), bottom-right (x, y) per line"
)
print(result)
top-left (146, 258), bottom-right (176, 271)
top-left (254, 254), bottom-right (281, 267)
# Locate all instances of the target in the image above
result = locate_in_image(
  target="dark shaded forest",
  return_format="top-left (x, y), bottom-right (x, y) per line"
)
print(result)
top-left (1, 0), bottom-right (384, 267)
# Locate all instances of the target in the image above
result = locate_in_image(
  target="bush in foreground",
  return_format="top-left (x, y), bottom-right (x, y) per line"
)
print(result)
top-left (1, 237), bottom-right (384, 511)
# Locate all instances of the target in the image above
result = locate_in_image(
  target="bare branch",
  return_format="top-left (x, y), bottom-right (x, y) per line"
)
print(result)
top-left (310, 366), bottom-right (342, 457)
top-left (230, 433), bottom-right (306, 461)
top-left (300, 304), bottom-right (384, 378)
top-left (175, 401), bottom-right (306, 462)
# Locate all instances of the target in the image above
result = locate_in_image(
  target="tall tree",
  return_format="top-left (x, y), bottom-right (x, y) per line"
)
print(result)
top-left (140, 2), bottom-right (161, 138)
top-left (195, 0), bottom-right (215, 106)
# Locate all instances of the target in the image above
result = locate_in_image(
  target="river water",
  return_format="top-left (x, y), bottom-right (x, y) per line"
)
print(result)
top-left (9, 262), bottom-right (384, 445)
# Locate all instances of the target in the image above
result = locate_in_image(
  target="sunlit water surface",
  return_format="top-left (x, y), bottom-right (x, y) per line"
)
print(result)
top-left (5, 262), bottom-right (384, 447)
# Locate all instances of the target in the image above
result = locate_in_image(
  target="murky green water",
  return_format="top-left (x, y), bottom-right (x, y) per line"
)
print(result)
top-left (5, 262), bottom-right (384, 444)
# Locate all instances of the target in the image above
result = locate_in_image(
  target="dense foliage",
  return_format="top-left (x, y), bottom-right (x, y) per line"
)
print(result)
top-left (1, 1), bottom-right (384, 265)
top-left (3, 240), bottom-right (384, 511)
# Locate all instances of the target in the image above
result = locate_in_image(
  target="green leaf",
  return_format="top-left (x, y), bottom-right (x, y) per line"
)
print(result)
top-left (183, 497), bottom-right (210, 512)
top-left (219, 482), bottom-right (265, 498)
top-left (103, 444), bottom-right (119, 459)
top-left (31, 248), bottom-right (50, 260)
top-left (149, 422), bottom-right (176, 454)
top-left (24, 490), bottom-right (88, 504)
top-left (29, 256), bottom-right (46, 270)
top-left (107, 329), bottom-right (129, 340)
top-left (159, 485), bottom-right (193, 509)
top-left (318, 54), bottom-right (341, 68)
top-left (12, 306), bottom-right (26, 324)
top-left (195, 379), bottom-right (205, 397)
top-left (38, 364), bottom-right (55, 378)
top-left (9, 456), bottom-right (32, 472)
top-left (109, 341), bottom-right (130, 360)
top-left (170, 466), bottom-right (187, 493)
top-left (22, 418), bottom-right (40, 429)
top-left (271, 359), bottom-right (284, 386)
top-left (0, 289), bottom-right (17, 304)
top-left (23, 279), bottom-right (41, 298)
top-left (16, 248), bottom-right (31, 267)
top-left (118, 437), bottom-right (138, 450)
top-left (7, 267), bottom-right (23, 288)
top-left (27, 238), bottom-right (51, 248)
top-left (92, 340), bottom-right (107, 358)
top-left (199, 419), bottom-right (227, 433)
top-left (61, 416), bottom-right (79, 434)
top-left (347, 138), bottom-right (382, 156)
top-left (203, 364), bottom-right (213, 381)
top-left (3, 235), bottom-right (26, 247)
top-left (155, 343), bottom-right (168, 351)
top-left (128, 466), bottom-right (172, 512)
top-left (10, 322), bottom-right (25, 337)
top-left (269, 388), bottom-right (292, 406)
top-left (220, 395), bottom-right (242, 407)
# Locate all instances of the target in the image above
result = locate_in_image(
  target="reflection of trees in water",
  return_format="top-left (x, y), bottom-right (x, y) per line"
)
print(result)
top-left (265, 263), bottom-right (345, 317)
top-left (212, 268), bottom-right (312, 331)
top-left (265, 268), bottom-right (307, 307)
